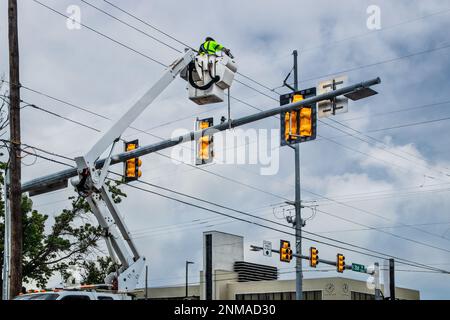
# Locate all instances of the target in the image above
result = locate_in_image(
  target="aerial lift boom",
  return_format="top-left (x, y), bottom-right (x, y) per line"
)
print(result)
top-left (70, 50), bottom-right (197, 292)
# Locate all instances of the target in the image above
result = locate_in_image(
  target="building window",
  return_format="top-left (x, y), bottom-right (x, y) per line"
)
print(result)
top-left (351, 291), bottom-right (375, 300)
top-left (236, 291), bottom-right (322, 301)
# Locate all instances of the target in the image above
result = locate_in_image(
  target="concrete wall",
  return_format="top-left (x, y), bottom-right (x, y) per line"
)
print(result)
top-left (202, 231), bottom-right (244, 299)
top-left (225, 277), bottom-right (420, 300)
top-left (140, 285), bottom-right (200, 300)
top-left (138, 276), bottom-right (420, 300)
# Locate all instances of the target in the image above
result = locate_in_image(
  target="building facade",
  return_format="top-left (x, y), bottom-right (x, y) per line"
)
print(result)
top-left (138, 231), bottom-right (420, 300)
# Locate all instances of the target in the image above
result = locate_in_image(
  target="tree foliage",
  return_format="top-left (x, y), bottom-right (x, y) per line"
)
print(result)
top-left (0, 161), bottom-right (126, 292)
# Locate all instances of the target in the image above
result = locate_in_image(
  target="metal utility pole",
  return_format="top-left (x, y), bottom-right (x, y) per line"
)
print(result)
top-left (389, 258), bottom-right (395, 300)
top-left (145, 265), bottom-right (148, 300)
top-left (292, 50), bottom-right (303, 301)
top-left (185, 261), bottom-right (194, 299)
top-left (7, 0), bottom-right (22, 299)
top-left (374, 262), bottom-right (382, 300)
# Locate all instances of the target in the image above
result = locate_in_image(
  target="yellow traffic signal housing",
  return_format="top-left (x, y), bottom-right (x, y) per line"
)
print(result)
top-left (280, 88), bottom-right (317, 146)
top-left (280, 240), bottom-right (293, 263)
top-left (309, 247), bottom-right (319, 268)
top-left (196, 117), bottom-right (214, 165)
top-left (337, 254), bottom-right (345, 273)
top-left (124, 140), bottom-right (142, 182)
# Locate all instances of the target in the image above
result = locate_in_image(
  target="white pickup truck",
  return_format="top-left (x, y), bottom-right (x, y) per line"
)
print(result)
top-left (14, 289), bottom-right (132, 301)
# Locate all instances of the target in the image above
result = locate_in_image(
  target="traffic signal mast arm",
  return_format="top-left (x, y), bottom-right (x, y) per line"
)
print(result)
top-left (21, 77), bottom-right (381, 194)
top-left (250, 245), bottom-right (353, 271)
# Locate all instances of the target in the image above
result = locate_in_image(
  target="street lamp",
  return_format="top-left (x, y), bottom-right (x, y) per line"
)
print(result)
top-left (185, 261), bottom-right (194, 299)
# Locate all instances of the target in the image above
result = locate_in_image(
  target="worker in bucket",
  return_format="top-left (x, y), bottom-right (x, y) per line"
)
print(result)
top-left (198, 37), bottom-right (233, 58)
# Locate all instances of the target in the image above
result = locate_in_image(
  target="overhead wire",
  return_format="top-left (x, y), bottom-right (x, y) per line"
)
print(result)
top-left (17, 141), bottom-right (450, 274)
top-left (26, 0), bottom-right (450, 274)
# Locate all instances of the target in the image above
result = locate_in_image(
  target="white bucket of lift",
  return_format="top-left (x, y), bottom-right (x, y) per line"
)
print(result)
top-left (184, 53), bottom-right (238, 105)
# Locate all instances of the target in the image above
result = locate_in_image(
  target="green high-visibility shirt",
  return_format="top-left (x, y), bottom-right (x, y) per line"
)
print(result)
top-left (199, 40), bottom-right (224, 55)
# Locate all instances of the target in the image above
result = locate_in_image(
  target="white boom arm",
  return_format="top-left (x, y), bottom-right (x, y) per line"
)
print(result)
top-left (70, 50), bottom-right (196, 292)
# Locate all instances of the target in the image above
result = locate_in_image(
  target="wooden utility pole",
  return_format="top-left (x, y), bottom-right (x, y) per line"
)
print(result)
top-left (8, 0), bottom-right (22, 298)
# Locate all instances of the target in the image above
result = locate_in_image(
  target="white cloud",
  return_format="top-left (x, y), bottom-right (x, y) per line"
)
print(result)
top-left (1, 0), bottom-right (450, 298)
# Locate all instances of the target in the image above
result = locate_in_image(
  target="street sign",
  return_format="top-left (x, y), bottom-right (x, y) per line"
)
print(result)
top-left (317, 76), bottom-right (349, 118)
top-left (263, 240), bottom-right (272, 257)
top-left (352, 263), bottom-right (367, 273)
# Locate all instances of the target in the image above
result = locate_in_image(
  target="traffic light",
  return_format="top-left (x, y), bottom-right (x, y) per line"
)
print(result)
top-left (337, 254), bottom-right (345, 273)
top-left (309, 247), bottom-right (319, 268)
top-left (280, 87), bottom-right (317, 146)
top-left (196, 117), bottom-right (214, 165)
top-left (280, 240), bottom-right (293, 263)
top-left (124, 140), bottom-right (142, 182)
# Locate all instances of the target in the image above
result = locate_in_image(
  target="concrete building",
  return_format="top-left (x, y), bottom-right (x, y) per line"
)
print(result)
top-left (138, 231), bottom-right (420, 300)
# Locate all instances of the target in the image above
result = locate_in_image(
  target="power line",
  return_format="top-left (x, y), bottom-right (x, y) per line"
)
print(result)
top-left (22, 101), bottom-right (101, 132)
top-left (102, 0), bottom-right (193, 50)
top-left (315, 208), bottom-right (450, 254)
top-left (279, 42), bottom-right (450, 88)
top-left (30, 0), bottom-right (450, 185)
top-left (31, 0), bottom-right (168, 67)
top-left (18, 84), bottom-right (450, 197)
top-left (25, 0), bottom-right (450, 273)
top-left (301, 186), bottom-right (450, 245)
top-left (340, 99), bottom-right (450, 122)
top-left (368, 115), bottom-right (450, 133)
top-left (107, 174), bottom-right (450, 274)
top-left (20, 86), bottom-right (450, 248)
top-left (79, 0), bottom-right (183, 53)
top-left (320, 117), bottom-right (450, 179)
top-left (317, 221), bottom-right (450, 236)
top-left (17, 141), bottom-right (450, 274)
top-left (307, 185), bottom-right (450, 206)
top-left (99, 0), bottom-right (280, 95)
top-left (135, 173), bottom-right (450, 252)
top-left (300, 7), bottom-right (450, 53)
top-left (20, 92), bottom-right (450, 246)
top-left (127, 173), bottom-right (450, 252)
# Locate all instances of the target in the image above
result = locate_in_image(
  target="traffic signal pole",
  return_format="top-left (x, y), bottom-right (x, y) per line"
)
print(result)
top-left (292, 50), bottom-right (303, 301)
top-left (21, 77), bottom-right (381, 195)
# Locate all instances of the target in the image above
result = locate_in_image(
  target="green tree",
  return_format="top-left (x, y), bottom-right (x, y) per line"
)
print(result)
top-left (83, 256), bottom-right (118, 285)
top-left (0, 162), bottom-right (126, 296)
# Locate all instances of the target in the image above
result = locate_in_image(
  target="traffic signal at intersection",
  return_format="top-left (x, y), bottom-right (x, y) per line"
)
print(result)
top-left (280, 240), bottom-right (293, 263)
top-left (309, 247), bottom-right (319, 268)
top-left (124, 140), bottom-right (142, 182)
top-left (196, 117), bottom-right (214, 165)
top-left (279, 87), bottom-right (317, 146)
top-left (337, 254), bottom-right (346, 273)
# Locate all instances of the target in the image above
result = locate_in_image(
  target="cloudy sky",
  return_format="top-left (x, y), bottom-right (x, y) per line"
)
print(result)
top-left (1, 0), bottom-right (450, 299)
